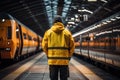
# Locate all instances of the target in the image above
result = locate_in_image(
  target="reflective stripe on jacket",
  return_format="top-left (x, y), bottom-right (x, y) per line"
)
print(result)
top-left (42, 22), bottom-right (75, 65)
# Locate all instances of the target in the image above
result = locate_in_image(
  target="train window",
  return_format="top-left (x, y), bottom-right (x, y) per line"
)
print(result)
top-left (7, 26), bottom-right (12, 39)
top-left (33, 38), bottom-right (37, 41)
top-left (23, 33), bottom-right (27, 39)
top-left (86, 37), bottom-right (90, 41)
top-left (28, 35), bottom-right (32, 40)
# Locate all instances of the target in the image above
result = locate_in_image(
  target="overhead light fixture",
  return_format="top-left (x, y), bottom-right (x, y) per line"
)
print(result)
top-left (106, 20), bottom-right (111, 23)
top-left (100, 0), bottom-right (108, 3)
top-left (111, 18), bottom-right (116, 21)
top-left (88, 0), bottom-right (97, 2)
top-left (75, 14), bottom-right (79, 18)
top-left (68, 21), bottom-right (75, 24)
top-left (116, 16), bottom-right (120, 19)
top-left (102, 22), bottom-right (107, 24)
top-left (113, 29), bottom-right (120, 32)
top-left (75, 18), bottom-right (80, 22)
top-left (78, 9), bottom-right (93, 14)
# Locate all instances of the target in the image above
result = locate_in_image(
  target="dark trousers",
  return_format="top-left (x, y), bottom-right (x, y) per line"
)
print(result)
top-left (49, 65), bottom-right (68, 80)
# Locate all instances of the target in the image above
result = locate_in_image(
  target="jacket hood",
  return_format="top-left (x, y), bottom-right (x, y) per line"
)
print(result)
top-left (51, 22), bottom-right (64, 33)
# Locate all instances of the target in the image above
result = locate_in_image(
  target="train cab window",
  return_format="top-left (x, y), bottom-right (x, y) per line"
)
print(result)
top-left (23, 33), bottom-right (27, 39)
top-left (7, 26), bottom-right (12, 39)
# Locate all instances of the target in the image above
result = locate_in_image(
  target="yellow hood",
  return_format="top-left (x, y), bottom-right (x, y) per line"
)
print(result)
top-left (51, 22), bottom-right (64, 33)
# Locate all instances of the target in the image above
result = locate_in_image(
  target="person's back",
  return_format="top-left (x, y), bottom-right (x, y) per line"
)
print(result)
top-left (42, 15), bottom-right (75, 80)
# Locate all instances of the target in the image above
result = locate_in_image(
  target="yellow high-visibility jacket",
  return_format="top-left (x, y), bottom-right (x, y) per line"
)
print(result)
top-left (42, 22), bottom-right (75, 65)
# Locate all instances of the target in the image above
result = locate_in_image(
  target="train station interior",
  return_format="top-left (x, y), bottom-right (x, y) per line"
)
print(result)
top-left (0, 0), bottom-right (120, 80)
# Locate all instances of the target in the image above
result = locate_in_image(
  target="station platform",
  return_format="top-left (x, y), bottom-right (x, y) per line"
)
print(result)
top-left (1, 52), bottom-right (120, 80)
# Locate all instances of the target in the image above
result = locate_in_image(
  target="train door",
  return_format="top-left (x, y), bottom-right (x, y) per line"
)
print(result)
top-left (18, 25), bottom-right (23, 55)
top-left (15, 24), bottom-right (23, 60)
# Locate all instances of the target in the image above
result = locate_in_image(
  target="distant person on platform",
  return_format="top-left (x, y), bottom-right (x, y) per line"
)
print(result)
top-left (42, 15), bottom-right (75, 80)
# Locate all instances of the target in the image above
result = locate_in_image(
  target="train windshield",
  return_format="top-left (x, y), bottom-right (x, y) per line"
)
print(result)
top-left (0, 26), bottom-right (12, 40)
top-left (7, 26), bottom-right (12, 39)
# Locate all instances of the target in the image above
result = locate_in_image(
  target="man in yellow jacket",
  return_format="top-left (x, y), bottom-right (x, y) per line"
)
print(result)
top-left (42, 15), bottom-right (75, 80)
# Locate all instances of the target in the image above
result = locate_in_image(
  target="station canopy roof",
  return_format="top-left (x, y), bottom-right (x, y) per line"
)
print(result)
top-left (0, 0), bottom-right (120, 37)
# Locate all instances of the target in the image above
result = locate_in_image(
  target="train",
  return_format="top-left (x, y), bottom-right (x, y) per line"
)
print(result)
top-left (73, 12), bottom-right (120, 69)
top-left (0, 13), bottom-right (42, 62)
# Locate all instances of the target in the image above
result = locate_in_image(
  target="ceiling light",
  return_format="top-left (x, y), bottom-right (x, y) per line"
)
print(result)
top-left (102, 22), bottom-right (107, 24)
top-left (111, 18), bottom-right (116, 21)
top-left (71, 18), bottom-right (75, 21)
top-left (68, 21), bottom-right (75, 24)
top-left (106, 20), bottom-right (111, 23)
top-left (113, 29), bottom-right (120, 32)
top-left (75, 14), bottom-right (79, 18)
top-left (100, 0), bottom-right (108, 3)
top-left (72, 12), bottom-right (120, 37)
top-left (78, 9), bottom-right (93, 14)
top-left (88, 0), bottom-right (97, 2)
top-left (116, 16), bottom-right (120, 19)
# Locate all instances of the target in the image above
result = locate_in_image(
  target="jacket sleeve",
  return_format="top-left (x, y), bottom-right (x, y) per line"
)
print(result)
top-left (42, 31), bottom-right (48, 55)
top-left (69, 33), bottom-right (75, 57)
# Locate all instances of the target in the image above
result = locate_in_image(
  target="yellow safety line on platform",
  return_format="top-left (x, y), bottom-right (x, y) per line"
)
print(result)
top-left (2, 52), bottom-right (45, 80)
top-left (71, 58), bottom-right (102, 80)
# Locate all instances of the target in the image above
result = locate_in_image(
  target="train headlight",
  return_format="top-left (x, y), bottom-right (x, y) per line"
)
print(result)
top-left (2, 19), bottom-right (5, 22)
top-left (5, 48), bottom-right (11, 51)
top-left (7, 41), bottom-right (10, 45)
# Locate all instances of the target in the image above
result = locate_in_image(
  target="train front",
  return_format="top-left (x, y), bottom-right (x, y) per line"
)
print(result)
top-left (0, 14), bottom-right (15, 60)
